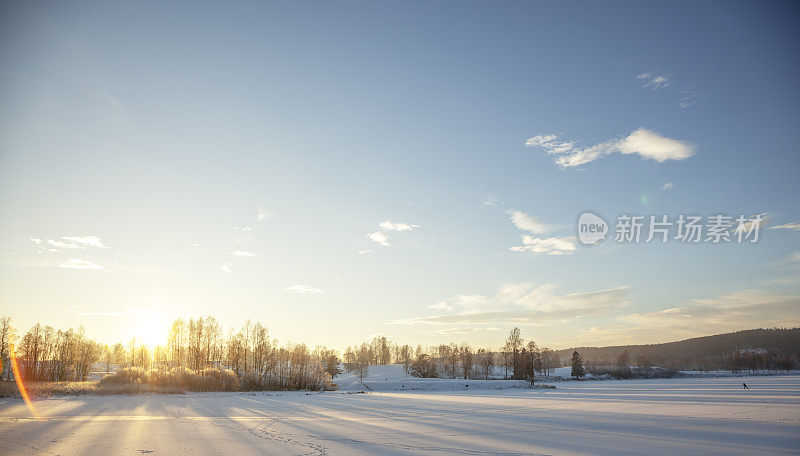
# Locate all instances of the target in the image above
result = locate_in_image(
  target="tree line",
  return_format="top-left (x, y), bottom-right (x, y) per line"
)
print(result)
top-left (1, 316), bottom-right (797, 390)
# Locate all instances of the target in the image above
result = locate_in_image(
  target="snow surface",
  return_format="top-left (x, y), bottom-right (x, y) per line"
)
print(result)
top-left (1, 375), bottom-right (798, 455)
top-left (335, 364), bottom-right (533, 391)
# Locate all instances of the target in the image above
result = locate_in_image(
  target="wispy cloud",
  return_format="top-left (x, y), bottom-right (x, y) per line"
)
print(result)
top-left (379, 221), bottom-right (420, 232)
top-left (482, 194), bottom-right (500, 206)
top-left (775, 251), bottom-right (800, 271)
top-left (257, 207), bottom-right (271, 221)
top-left (284, 284), bottom-right (322, 294)
top-left (32, 235), bottom-right (109, 253)
top-left (679, 86), bottom-right (704, 108)
top-left (506, 211), bottom-right (574, 255)
top-left (366, 221), bottom-right (420, 247)
top-left (62, 236), bottom-right (107, 248)
top-left (229, 250), bottom-right (256, 257)
top-left (510, 235), bottom-right (577, 255)
top-left (636, 71), bottom-right (670, 89)
top-left (429, 301), bottom-right (454, 311)
top-left (508, 210), bottom-right (557, 235)
top-left (526, 128), bottom-right (695, 168)
top-left (394, 283), bottom-right (629, 327)
top-left (221, 263), bottom-right (233, 274)
top-left (617, 289), bottom-right (800, 337)
top-left (770, 222), bottom-right (800, 231)
top-left (661, 181), bottom-right (674, 191)
top-left (59, 259), bottom-right (104, 270)
top-left (358, 249), bottom-right (375, 255)
top-left (103, 93), bottom-right (126, 116)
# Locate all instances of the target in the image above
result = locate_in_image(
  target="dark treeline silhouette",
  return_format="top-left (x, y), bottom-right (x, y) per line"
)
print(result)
top-left (555, 328), bottom-right (800, 372)
top-left (1, 315), bottom-right (797, 391)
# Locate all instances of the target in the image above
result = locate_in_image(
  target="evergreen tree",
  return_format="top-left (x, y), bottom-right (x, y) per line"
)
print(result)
top-left (571, 351), bottom-right (585, 379)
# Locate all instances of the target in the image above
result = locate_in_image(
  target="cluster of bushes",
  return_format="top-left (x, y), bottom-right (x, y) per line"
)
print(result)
top-left (99, 367), bottom-right (240, 392)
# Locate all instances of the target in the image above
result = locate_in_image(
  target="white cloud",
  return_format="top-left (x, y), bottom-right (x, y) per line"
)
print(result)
top-left (526, 128), bottom-right (695, 168)
top-left (636, 71), bottom-right (670, 89)
top-left (233, 226), bottom-right (253, 232)
top-left (62, 236), bottom-right (107, 249)
top-left (661, 181), bottom-right (674, 191)
top-left (507, 211), bottom-right (573, 255)
top-left (284, 284), bottom-right (322, 294)
top-left (59, 259), bottom-right (104, 270)
top-left (429, 301), bottom-right (454, 311)
top-left (770, 222), bottom-right (800, 231)
top-left (616, 129), bottom-right (694, 162)
top-left (366, 221), bottom-right (420, 247)
top-left (510, 235), bottom-right (577, 255)
top-left (524, 134), bottom-right (558, 147)
top-left (34, 235), bottom-right (109, 252)
top-left (367, 231), bottom-right (390, 247)
top-left (229, 250), bottom-right (256, 257)
top-left (508, 210), bottom-right (557, 234)
top-left (395, 283), bottom-right (629, 327)
top-left (48, 239), bottom-right (80, 249)
top-left (379, 221), bottom-right (420, 232)
top-left (257, 207), bottom-right (271, 221)
top-left (221, 263), bottom-right (233, 274)
top-left (358, 249), bottom-right (375, 255)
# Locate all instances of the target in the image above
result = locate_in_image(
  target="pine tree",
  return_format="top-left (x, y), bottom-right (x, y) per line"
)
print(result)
top-left (571, 351), bottom-right (585, 379)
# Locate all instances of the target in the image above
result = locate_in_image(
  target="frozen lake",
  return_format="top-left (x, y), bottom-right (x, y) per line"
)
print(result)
top-left (1, 375), bottom-right (798, 455)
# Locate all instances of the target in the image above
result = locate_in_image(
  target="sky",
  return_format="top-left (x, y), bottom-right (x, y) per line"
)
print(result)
top-left (1, 0), bottom-right (799, 351)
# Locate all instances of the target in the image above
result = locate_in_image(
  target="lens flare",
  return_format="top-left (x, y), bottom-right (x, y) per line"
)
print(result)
top-left (9, 342), bottom-right (37, 417)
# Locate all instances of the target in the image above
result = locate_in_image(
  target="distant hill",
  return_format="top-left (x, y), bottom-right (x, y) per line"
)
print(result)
top-left (555, 328), bottom-right (800, 363)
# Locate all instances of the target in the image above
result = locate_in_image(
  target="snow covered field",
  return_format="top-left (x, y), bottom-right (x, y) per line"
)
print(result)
top-left (1, 375), bottom-right (798, 455)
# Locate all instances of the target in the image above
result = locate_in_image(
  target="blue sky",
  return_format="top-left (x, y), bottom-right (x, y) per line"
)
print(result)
top-left (1, 0), bottom-right (799, 350)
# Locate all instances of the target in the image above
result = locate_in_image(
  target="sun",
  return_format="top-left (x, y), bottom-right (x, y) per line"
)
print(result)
top-left (134, 314), bottom-right (169, 348)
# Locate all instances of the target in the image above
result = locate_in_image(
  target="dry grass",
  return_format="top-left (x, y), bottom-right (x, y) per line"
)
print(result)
top-left (0, 366), bottom-right (326, 398)
top-left (0, 380), bottom-right (185, 399)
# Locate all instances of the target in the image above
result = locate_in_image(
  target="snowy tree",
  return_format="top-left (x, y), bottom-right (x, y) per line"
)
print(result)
top-left (503, 327), bottom-right (523, 379)
top-left (478, 349), bottom-right (494, 379)
top-left (410, 353), bottom-right (438, 378)
top-left (355, 344), bottom-right (370, 381)
top-left (459, 345), bottom-right (473, 379)
top-left (400, 344), bottom-right (412, 374)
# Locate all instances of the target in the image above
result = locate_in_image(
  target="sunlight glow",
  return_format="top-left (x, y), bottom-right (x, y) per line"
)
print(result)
top-left (134, 314), bottom-right (169, 348)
